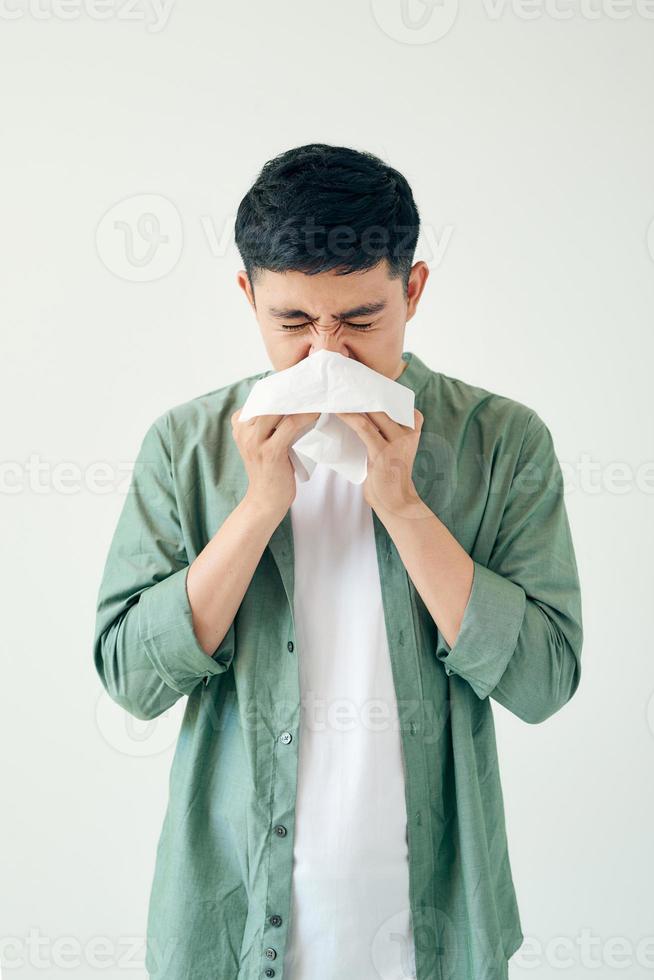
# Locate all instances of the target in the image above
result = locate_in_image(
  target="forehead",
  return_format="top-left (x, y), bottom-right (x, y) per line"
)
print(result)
top-left (256, 263), bottom-right (397, 312)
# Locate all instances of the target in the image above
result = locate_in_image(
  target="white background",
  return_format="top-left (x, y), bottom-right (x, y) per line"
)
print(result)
top-left (2, 1), bottom-right (653, 978)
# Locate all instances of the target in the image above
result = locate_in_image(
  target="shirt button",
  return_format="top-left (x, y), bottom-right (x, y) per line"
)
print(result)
top-left (268, 914), bottom-right (282, 927)
top-left (264, 971), bottom-right (275, 978)
top-left (273, 824), bottom-right (287, 837)
top-left (287, 640), bottom-right (294, 652)
top-left (264, 947), bottom-right (277, 959)
top-left (279, 731), bottom-right (292, 745)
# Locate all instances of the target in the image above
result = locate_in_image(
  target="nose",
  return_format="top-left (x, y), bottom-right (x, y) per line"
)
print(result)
top-left (308, 323), bottom-right (350, 358)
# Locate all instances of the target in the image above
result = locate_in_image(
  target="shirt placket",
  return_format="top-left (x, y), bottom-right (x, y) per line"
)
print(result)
top-left (257, 511), bottom-right (299, 978)
top-left (371, 509), bottom-right (443, 980)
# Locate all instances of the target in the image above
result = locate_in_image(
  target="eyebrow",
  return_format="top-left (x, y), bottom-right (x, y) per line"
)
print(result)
top-left (267, 300), bottom-right (388, 321)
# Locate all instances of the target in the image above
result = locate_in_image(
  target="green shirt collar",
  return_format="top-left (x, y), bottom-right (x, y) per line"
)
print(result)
top-left (394, 350), bottom-right (432, 397)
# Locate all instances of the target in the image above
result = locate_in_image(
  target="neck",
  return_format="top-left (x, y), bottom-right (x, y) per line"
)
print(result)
top-left (392, 357), bottom-right (408, 381)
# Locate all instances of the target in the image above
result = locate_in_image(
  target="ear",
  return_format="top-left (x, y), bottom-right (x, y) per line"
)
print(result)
top-left (405, 261), bottom-right (430, 322)
top-left (236, 270), bottom-right (256, 310)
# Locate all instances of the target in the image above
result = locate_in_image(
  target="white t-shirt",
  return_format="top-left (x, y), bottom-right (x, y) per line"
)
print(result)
top-left (282, 462), bottom-right (417, 980)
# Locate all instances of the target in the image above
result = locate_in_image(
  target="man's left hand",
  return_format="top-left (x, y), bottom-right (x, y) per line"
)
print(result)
top-left (334, 408), bottom-right (424, 518)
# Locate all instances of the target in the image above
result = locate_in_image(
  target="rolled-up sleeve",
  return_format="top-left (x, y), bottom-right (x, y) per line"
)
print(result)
top-left (435, 412), bottom-right (583, 724)
top-left (93, 415), bottom-right (234, 721)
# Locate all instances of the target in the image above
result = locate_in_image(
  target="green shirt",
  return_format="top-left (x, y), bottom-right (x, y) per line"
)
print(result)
top-left (93, 350), bottom-right (583, 980)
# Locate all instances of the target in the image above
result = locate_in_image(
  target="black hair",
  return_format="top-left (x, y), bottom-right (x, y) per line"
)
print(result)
top-left (234, 143), bottom-right (420, 299)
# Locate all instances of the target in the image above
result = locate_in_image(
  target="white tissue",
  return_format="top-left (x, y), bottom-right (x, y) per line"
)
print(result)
top-left (238, 349), bottom-right (415, 484)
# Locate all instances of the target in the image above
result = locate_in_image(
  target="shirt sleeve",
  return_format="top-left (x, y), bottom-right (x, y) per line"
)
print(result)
top-left (434, 411), bottom-right (583, 724)
top-left (92, 415), bottom-right (235, 721)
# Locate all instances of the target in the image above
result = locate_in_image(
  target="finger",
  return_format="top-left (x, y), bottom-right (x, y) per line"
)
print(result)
top-left (335, 412), bottom-right (386, 454)
top-left (249, 414), bottom-right (287, 440)
top-left (366, 410), bottom-right (421, 438)
top-left (233, 408), bottom-right (283, 427)
top-left (268, 411), bottom-right (321, 446)
top-left (362, 410), bottom-right (403, 440)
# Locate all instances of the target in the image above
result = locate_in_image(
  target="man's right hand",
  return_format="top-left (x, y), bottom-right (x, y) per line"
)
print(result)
top-left (231, 408), bottom-right (321, 518)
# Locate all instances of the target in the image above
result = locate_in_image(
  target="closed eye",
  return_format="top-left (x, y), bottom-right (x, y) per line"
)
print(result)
top-left (282, 322), bottom-right (373, 332)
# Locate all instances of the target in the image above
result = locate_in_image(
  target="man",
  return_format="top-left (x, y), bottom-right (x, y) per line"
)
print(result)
top-left (93, 143), bottom-right (583, 980)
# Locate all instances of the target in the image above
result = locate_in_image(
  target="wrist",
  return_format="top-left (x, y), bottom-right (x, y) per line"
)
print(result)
top-left (240, 491), bottom-right (288, 527)
top-left (374, 491), bottom-right (431, 525)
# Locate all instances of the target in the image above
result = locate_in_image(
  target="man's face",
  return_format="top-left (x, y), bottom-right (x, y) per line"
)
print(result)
top-left (237, 259), bottom-right (429, 382)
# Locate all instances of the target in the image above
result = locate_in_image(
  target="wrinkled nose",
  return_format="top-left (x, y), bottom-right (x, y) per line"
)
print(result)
top-left (308, 325), bottom-right (350, 358)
